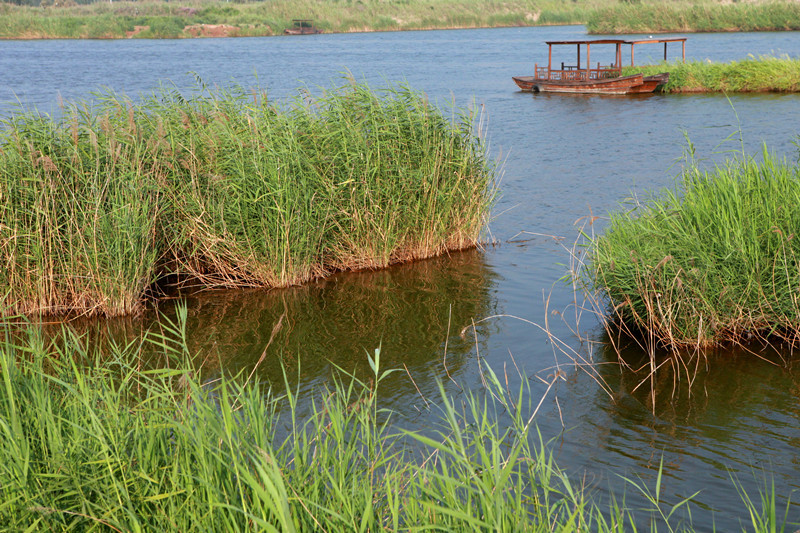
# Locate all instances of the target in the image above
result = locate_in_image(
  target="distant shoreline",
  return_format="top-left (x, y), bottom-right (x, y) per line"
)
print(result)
top-left (1, 0), bottom-right (800, 40)
top-left (0, 22), bottom-right (578, 41)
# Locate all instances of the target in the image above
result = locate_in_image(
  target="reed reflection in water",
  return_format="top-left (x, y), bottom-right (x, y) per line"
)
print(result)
top-left (553, 331), bottom-right (800, 523)
top-left (57, 249), bottom-right (500, 415)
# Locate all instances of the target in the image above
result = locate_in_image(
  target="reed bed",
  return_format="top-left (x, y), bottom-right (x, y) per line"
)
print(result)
top-left (0, 0), bottom-right (644, 39)
top-left (583, 147), bottom-right (800, 348)
top-left (0, 81), bottom-right (494, 317)
top-left (0, 309), bottom-right (792, 531)
top-left (0, 0), bottom-right (594, 39)
top-left (2, 0), bottom-right (799, 38)
top-left (0, 313), bottom-right (602, 531)
top-left (623, 56), bottom-right (800, 93)
top-left (587, 1), bottom-right (800, 34)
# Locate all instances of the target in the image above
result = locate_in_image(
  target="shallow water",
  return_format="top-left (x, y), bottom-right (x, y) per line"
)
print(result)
top-left (2, 26), bottom-right (800, 528)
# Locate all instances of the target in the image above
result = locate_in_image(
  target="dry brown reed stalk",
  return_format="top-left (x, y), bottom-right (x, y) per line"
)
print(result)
top-left (459, 310), bottom-right (614, 402)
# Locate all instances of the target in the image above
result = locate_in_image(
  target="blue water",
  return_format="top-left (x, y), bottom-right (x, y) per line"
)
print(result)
top-left (2, 26), bottom-right (800, 529)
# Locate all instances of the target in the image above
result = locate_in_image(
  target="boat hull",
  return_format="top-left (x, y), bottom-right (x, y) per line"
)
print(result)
top-left (284, 28), bottom-right (323, 35)
top-left (513, 72), bottom-right (669, 95)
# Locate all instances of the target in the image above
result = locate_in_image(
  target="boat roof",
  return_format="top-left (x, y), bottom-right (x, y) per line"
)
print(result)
top-left (625, 37), bottom-right (687, 45)
top-left (545, 37), bottom-right (687, 46)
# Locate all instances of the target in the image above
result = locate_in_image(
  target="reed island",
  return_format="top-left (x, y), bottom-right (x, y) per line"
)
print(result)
top-left (584, 148), bottom-right (800, 348)
top-left (0, 81), bottom-right (495, 317)
top-left (624, 56), bottom-right (800, 93)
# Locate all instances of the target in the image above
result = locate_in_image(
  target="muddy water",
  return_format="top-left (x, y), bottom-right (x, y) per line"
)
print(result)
top-left (2, 26), bottom-right (800, 528)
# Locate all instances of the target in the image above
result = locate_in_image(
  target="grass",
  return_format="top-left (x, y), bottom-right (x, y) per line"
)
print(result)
top-left (582, 145), bottom-right (800, 348)
top-left (586, 1), bottom-right (800, 34)
top-left (0, 305), bottom-right (795, 530)
top-left (2, 0), bottom-right (799, 39)
top-left (623, 56), bottom-right (800, 93)
top-left (0, 80), bottom-right (495, 317)
top-left (0, 0), bottom-right (597, 39)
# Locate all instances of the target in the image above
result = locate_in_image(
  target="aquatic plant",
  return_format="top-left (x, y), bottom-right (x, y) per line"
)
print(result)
top-left (0, 106), bottom-right (164, 316)
top-left (2, 0), bottom-right (798, 39)
top-left (583, 147), bottom-right (800, 348)
top-left (623, 56), bottom-right (800, 93)
top-left (587, 1), bottom-right (800, 34)
top-left (0, 80), bottom-right (494, 317)
top-left (0, 309), bottom-right (794, 530)
top-left (0, 0), bottom-right (593, 39)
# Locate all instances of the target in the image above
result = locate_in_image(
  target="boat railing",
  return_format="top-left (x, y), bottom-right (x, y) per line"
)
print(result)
top-left (535, 65), bottom-right (622, 81)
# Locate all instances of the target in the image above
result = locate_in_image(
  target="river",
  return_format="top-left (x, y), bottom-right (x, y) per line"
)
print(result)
top-left (2, 25), bottom-right (799, 528)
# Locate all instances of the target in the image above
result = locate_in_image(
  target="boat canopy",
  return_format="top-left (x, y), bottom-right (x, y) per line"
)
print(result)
top-left (540, 38), bottom-right (687, 72)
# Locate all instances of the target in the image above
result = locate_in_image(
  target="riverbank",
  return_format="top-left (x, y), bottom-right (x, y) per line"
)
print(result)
top-left (0, 81), bottom-right (494, 317)
top-left (0, 309), bottom-right (791, 531)
top-left (624, 56), bottom-right (800, 93)
top-left (1, 0), bottom-right (799, 39)
top-left (0, 0), bottom-right (593, 39)
top-left (584, 147), bottom-right (800, 348)
top-left (587, 1), bottom-right (800, 34)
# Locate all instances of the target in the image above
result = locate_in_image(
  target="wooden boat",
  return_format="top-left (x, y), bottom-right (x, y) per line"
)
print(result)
top-left (513, 38), bottom-right (685, 95)
top-left (284, 19), bottom-right (323, 35)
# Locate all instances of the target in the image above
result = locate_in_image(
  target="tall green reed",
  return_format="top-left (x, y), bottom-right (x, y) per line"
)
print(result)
top-left (0, 80), bottom-right (495, 316)
top-left (623, 57), bottom-right (800, 93)
top-left (0, 0), bottom-right (612, 39)
top-left (583, 146), bottom-right (800, 348)
top-left (587, 1), bottom-right (800, 34)
top-left (0, 104), bottom-right (163, 317)
top-left (1, 308), bottom-right (793, 530)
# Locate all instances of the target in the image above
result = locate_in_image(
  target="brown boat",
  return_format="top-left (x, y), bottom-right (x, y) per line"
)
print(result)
top-left (513, 38), bottom-right (685, 95)
top-left (284, 19), bottom-right (323, 35)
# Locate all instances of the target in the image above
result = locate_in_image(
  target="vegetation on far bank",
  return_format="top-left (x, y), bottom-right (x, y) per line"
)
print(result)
top-left (623, 56), bottom-right (800, 93)
top-left (0, 0), bottom-right (596, 39)
top-left (587, 1), bottom-right (800, 34)
top-left (0, 308), bottom-right (794, 531)
top-left (0, 80), bottom-right (494, 317)
top-left (584, 146), bottom-right (800, 348)
top-left (1, 0), bottom-right (800, 39)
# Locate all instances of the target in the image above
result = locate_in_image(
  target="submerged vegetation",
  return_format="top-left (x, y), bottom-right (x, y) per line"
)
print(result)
top-left (0, 309), bottom-right (794, 530)
top-left (0, 81), bottom-right (494, 317)
top-left (624, 56), bottom-right (800, 93)
top-left (1, 0), bottom-right (799, 38)
top-left (584, 147), bottom-right (800, 348)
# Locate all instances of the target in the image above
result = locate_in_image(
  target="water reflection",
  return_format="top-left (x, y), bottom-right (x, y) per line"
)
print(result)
top-left (570, 333), bottom-right (800, 523)
top-left (63, 249), bottom-right (500, 411)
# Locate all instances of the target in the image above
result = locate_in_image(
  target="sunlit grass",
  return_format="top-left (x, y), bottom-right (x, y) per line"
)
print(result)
top-left (0, 0), bottom-right (596, 39)
top-left (0, 307), bottom-right (795, 530)
top-left (0, 80), bottom-right (495, 316)
top-left (624, 56), bottom-right (800, 93)
top-left (583, 146), bottom-right (800, 348)
top-left (587, 1), bottom-right (800, 34)
top-left (3, 0), bottom-right (798, 39)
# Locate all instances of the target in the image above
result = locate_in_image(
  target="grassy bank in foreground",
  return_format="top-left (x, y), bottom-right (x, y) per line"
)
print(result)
top-left (0, 310), bottom-right (792, 531)
top-left (623, 56), bottom-right (800, 93)
top-left (1, 0), bottom-right (799, 39)
top-left (0, 81), bottom-right (494, 317)
top-left (585, 148), bottom-right (800, 348)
